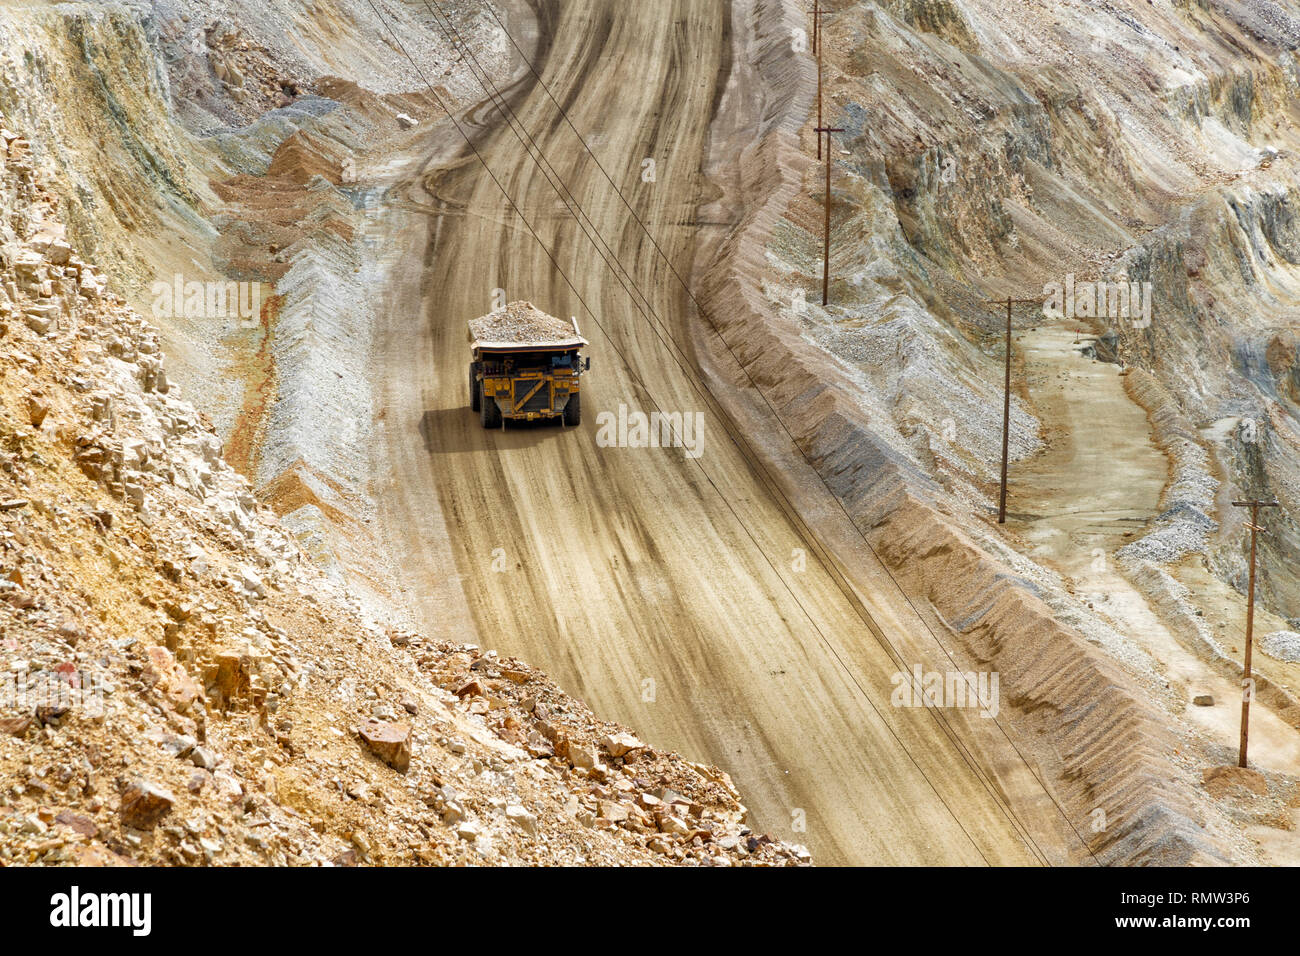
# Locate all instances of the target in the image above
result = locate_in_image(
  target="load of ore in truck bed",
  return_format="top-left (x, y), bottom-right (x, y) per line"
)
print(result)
top-left (468, 301), bottom-right (584, 345)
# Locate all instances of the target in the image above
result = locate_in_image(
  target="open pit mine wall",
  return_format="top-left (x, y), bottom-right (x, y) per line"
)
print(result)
top-left (759, 3), bottom-right (1300, 617)
top-left (849, 0), bottom-right (1300, 626)
top-left (1126, 179), bottom-right (1300, 625)
top-left (0, 1), bottom-right (487, 625)
top-left (4, 0), bottom-right (1293, 864)
top-left (0, 3), bottom-right (293, 430)
top-left (688, 0), bottom-right (1300, 863)
top-left (0, 4), bottom-right (364, 608)
top-left (0, 7), bottom-right (201, 279)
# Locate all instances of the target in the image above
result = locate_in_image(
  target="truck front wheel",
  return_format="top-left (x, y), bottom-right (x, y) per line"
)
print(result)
top-left (563, 391), bottom-right (581, 426)
top-left (480, 381), bottom-right (502, 429)
top-left (470, 363), bottom-right (480, 411)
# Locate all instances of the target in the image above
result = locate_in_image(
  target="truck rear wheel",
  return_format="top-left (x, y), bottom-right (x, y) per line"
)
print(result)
top-left (480, 381), bottom-right (501, 429)
top-left (469, 363), bottom-right (480, 411)
top-left (563, 391), bottom-right (581, 426)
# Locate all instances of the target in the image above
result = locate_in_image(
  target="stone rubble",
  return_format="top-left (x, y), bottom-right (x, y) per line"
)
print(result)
top-left (468, 302), bottom-right (584, 345)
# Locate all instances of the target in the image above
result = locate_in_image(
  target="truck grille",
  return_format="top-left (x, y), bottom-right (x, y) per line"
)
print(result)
top-left (516, 378), bottom-right (552, 414)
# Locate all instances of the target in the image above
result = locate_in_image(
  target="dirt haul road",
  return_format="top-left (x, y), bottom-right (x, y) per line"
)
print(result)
top-left (371, 0), bottom-right (1066, 865)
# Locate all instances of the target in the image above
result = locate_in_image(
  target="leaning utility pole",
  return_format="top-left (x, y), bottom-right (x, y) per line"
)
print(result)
top-left (1230, 498), bottom-right (1280, 768)
top-left (987, 297), bottom-right (1042, 523)
top-left (816, 126), bottom-right (844, 306)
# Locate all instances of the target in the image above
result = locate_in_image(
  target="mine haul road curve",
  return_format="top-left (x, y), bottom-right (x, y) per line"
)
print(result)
top-left (371, 0), bottom-right (1068, 865)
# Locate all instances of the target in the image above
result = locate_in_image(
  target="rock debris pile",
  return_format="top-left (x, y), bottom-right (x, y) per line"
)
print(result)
top-left (468, 302), bottom-right (584, 345)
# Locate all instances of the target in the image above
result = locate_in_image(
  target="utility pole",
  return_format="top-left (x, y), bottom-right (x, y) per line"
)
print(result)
top-left (1230, 498), bottom-right (1280, 768)
top-left (816, 126), bottom-right (844, 306)
top-left (816, 22), bottom-right (824, 159)
top-left (987, 297), bottom-right (1042, 523)
top-left (1000, 298), bottom-right (1012, 523)
top-left (812, 0), bottom-right (820, 56)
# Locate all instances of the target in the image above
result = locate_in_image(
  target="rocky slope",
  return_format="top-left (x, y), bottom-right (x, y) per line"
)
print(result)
top-left (0, 0), bottom-right (514, 626)
top-left (0, 115), bottom-right (806, 866)
top-left (690, 0), bottom-right (1300, 863)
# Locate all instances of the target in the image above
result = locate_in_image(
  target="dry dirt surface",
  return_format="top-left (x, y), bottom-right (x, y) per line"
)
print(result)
top-left (370, 0), bottom-right (1080, 866)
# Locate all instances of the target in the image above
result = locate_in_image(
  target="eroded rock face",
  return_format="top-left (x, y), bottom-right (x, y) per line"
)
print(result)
top-left (686, 0), bottom-right (1300, 866)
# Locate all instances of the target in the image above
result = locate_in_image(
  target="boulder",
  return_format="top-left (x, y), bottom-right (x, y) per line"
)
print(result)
top-left (210, 652), bottom-right (251, 710)
top-left (46, 239), bottom-right (72, 265)
top-left (359, 718), bottom-right (411, 772)
top-left (55, 811), bottom-right (98, 837)
top-left (598, 800), bottom-right (630, 824)
top-left (567, 741), bottom-right (599, 770)
top-left (22, 306), bottom-right (55, 334)
top-left (600, 731), bottom-right (644, 758)
top-left (212, 770), bottom-right (243, 804)
top-left (119, 780), bottom-right (175, 829)
top-left (505, 805), bottom-right (537, 836)
top-left (237, 567), bottom-right (266, 598)
top-left (144, 646), bottom-right (202, 714)
top-left (0, 714), bottom-right (32, 737)
top-left (25, 393), bottom-right (49, 428)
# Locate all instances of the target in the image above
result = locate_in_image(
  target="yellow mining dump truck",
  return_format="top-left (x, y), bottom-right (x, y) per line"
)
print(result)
top-left (468, 301), bottom-right (590, 428)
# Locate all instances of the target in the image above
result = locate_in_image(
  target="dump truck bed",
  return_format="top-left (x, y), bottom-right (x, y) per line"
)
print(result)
top-left (468, 301), bottom-right (587, 352)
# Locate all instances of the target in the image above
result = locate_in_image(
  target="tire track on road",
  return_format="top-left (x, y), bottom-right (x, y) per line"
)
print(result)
top-left (371, 0), bottom-right (1054, 865)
